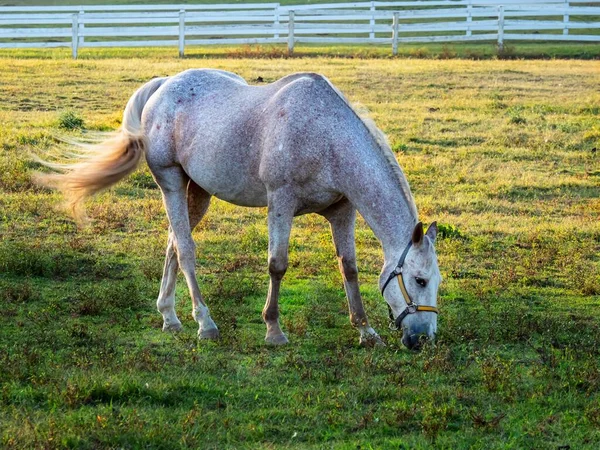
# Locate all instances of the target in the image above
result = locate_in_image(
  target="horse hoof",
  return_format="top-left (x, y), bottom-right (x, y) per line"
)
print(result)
top-left (360, 334), bottom-right (385, 348)
top-left (265, 333), bottom-right (289, 345)
top-left (162, 321), bottom-right (183, 332)
top-left (199, 327), bottom-right (220, 340)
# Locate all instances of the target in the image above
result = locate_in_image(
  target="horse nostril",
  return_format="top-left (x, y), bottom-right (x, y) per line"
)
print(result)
top-left (402, 321), bottom-right (434, 350)
top-left (402, 332), bottom-right (428, 350)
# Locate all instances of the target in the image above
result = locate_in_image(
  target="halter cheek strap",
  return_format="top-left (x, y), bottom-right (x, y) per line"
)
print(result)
top-left (381, 240), bottom-right (439, 330)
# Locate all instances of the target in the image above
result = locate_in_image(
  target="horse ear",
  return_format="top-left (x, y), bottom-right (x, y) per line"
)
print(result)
top-left (426, 221), bottom-right (438, 243)
top-left (412, 222), bottom-right (424, 246)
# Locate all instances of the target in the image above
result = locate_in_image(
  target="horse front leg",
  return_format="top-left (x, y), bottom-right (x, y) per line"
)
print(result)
top-left (321, 199), bottom-right (384, 347)
top-left (262, 192), bottom-right (295, 345)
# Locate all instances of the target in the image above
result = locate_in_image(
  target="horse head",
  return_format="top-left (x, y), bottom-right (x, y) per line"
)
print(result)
top-left (383, 222), bottom-right (441, 350)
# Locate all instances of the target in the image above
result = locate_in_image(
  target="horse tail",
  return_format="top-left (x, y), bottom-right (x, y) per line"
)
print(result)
top-left (36, 76), bottom-right (167, 222)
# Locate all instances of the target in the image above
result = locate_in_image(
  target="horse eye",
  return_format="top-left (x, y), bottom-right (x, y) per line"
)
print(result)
top-left (415, 277), bottom-right (427, 287)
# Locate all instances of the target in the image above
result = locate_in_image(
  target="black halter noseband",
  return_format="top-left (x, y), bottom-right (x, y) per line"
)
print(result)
top-left (381, 239), bottom-right (439, 330)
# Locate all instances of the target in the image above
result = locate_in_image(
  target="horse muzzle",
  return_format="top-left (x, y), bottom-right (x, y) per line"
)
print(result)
top-left (401, 322), bottom-right (435, 350)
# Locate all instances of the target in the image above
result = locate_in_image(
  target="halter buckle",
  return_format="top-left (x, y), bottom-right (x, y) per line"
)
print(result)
top-left (407, 304), bottom-right (418, 314)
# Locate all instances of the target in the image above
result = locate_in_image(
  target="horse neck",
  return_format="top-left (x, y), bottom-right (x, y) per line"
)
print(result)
top-left (342, 148), bottom-right (418, 270)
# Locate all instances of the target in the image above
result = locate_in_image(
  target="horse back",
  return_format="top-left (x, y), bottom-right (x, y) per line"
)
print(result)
top-left (143, 70), bottom-right (360, 211)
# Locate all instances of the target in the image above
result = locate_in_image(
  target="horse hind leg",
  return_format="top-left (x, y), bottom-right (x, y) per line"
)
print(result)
top-left (157, 180), bottom-right (212, 332)
top-left (157, 227), bottom-right (181, 331)
top-left (321, 198), bottom-right (384, 347)
top-left (155, 167), bottom-right (218, 339)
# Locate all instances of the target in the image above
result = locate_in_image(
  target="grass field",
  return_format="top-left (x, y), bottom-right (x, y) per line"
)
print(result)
top-left (2, 41), bottom-right (600, 61)
top-left (1, 52), bottom-right (599, 449)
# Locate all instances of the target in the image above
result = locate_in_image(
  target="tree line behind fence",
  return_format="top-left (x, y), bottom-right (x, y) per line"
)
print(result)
top-left (1, 0), bottom-right (599, 57)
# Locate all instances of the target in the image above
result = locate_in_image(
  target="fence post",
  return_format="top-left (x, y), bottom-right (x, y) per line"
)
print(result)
top-left (179, 9), bottom-right (185, 57)
top-left (392, 12), bottom-right (399, 56)
top-left (274, 4), bottom-right (280, 39)
top-left (563, 0), bottom-right (569, 35)
top-left (288, 11), bottom-right (295, 55)
top-left (466, 0), bottom-right (472, 37)
top-left (78, 9), bottom-right (85, 46)
top-left (370, 1), bottom-right (375, 40)
top-left (71, 13), bottom-right (79, 59)
top-left (497, 5), bottom-right (504, 52)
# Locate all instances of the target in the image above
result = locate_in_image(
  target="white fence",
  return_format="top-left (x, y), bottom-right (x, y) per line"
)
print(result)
top-left (1, 1), bottom-right (599, 57)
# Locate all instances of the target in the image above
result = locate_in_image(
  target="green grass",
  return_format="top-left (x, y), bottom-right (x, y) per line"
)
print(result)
top-left (1, 52), bottom-right (600, 448)
top-left (2, 41), bottom-right (600, 61)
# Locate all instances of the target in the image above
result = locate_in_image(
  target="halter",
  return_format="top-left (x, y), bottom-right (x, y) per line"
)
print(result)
top-left (381, 239), bottom-right (439, 331)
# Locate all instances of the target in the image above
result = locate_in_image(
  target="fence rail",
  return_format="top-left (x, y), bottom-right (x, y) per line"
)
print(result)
top-left (0, 1), bottom-right (599, 57)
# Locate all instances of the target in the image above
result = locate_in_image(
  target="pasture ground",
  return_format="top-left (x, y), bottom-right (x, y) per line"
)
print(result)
top-left (0, 53), bottom-right (599, 448)
top-left (2, 42), bottom-right (600, 60)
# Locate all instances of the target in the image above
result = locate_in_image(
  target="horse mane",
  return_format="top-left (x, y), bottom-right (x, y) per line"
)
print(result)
top-left (320, 76), bottom-right (418, 219)
top-left (356, 111), bottom-right (418, 218)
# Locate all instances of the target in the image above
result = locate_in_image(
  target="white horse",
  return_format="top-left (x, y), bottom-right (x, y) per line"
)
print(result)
top-left (39, 69), bottom-right (441, 349)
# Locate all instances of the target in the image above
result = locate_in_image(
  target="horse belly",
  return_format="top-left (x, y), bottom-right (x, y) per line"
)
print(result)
top-left (213, 186), bottom-right (268, 208)
top-left (295, 191), bottom-right (344, 215)
top-left (182, 154), bottom-right (268, 208)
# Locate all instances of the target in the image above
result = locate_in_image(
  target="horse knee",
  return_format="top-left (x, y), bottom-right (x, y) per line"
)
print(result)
top-left (268, 256), bottom-right (288, 280)
top-left (340, 257), bottom-right (358, 282)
